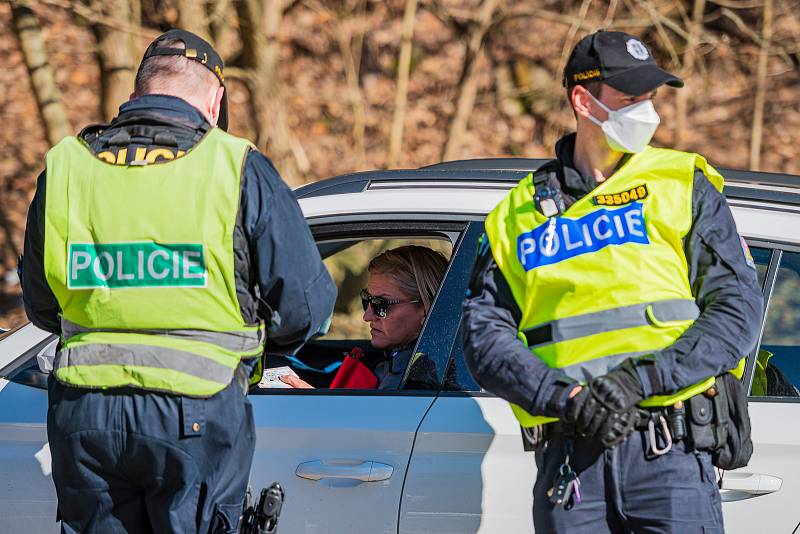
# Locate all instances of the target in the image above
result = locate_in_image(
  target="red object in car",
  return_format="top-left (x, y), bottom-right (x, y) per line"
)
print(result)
top-left (330, 347), bottom-right (378, 389)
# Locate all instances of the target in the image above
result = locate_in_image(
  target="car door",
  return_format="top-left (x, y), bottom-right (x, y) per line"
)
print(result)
top-left (722, 245), bottom-right (800, 533)
top-left (0, 324), bottom-right (59, 533)
top-left (400, 221), bottom-right (536, 534)
top-left (246, 218), bottom-right (469, 534)
top-left (401, 220), bottom-right (789, 533)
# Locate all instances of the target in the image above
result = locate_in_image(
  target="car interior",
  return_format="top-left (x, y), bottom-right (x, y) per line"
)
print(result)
top-left (253, 235), bottom-right (454, 392)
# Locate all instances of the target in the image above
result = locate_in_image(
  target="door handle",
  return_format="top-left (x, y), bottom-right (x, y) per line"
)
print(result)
top-left (295, 459), bottom-right (393, 482)
top-left (720, 472), bottom-right (782, 502)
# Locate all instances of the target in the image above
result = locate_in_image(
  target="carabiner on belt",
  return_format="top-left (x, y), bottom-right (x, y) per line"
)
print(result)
top-left (647, 414), bottom-right (673, 456)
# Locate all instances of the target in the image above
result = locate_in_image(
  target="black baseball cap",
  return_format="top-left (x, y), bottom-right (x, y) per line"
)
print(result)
top-left (563, 30), bottom-right (683, 96)
top-left (141, 29), bottom-right (229, 130)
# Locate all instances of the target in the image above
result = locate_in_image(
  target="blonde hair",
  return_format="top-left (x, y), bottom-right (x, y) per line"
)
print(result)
top-left (369, 245), bottom-right (448, 315)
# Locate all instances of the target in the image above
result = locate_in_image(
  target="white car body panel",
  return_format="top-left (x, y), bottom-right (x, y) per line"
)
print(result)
top-left (1, 174), bottom-right (799, 533)
top-left (246, 394), bottom-right (435, 534)
top-left (400, 396), bottom-right (535, 534)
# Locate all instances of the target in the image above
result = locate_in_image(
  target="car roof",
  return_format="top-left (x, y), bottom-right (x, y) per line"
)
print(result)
top-left (295, 158), bottom-right (800, 206)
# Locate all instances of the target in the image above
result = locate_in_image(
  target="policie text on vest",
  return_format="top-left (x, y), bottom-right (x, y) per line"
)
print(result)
top-left (517, 202), bottom-right (649, 271)
top-left (67, 242), bottom-right (207, 289)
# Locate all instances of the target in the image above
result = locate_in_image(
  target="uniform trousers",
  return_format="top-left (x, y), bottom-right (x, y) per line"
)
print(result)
top-left (47, 366), bottom-right (255, 534)
top-left (533, 429), bottom-right (724, 534)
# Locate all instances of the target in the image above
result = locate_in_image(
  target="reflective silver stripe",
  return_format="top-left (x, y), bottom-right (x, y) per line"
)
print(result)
top-left (559, 351), bottom-right (653, 383)
top-left (61, 318), bottom-right (265, 354)
top-left (54, 343), bottom-right (235, 385)
top-left (525, 299), bottom-right (699, 348)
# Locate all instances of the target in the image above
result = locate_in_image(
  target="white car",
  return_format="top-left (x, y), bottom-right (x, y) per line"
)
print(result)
top-left (1, 158), bottom-right (798, 533)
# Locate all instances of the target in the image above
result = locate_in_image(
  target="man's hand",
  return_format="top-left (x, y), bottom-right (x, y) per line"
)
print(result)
top-left (564, 387), bottom-right (609, 436)
top-left (589, 362), bottom-right (646, 413)
top-left (597, 408), bottom-right (638, 448)
top-left (563, 384), bottom-right (639, 448)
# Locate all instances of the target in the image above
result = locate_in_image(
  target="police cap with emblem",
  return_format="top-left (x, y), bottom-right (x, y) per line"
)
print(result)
top-left (141, 29), bottom-right (229, 130)
top-left (564, 30), bottom-right (683, 96)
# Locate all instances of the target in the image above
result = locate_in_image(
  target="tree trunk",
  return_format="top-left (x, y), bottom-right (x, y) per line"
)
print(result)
top-left (674, 0), bottom-right (705, 150)
top-left (441, 0), bottom-right (498, 162)
top-left (91, 0), bottom-right (137, 121)
top-left (9, 0), bottom-right (71, 145)
top-left (387, 0), bottom-right (418, 169)
top-left (335, 6), bottom-right (368, 171)
top-left (209, 0), bottom-right (237, 61)
top-left (177, 0), bottom-right (211, 41)
top-left (750, 0), bottom-right (772, 171)
top-left (237, 0), bottom-right (308, 186)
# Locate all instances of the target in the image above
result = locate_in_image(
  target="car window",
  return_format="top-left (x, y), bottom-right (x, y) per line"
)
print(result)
top-left (751, 245), bottom-right (770, 289)
top-left (751, 250), bottom-right (800, 398)
top-left (443, 323), bottom-right (482, 392)
top-left (255, 234), bottom-right (453, 393)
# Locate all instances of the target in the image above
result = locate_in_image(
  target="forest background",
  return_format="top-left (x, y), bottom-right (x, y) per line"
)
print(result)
top-left (0, 0), bottom-right (798, 329)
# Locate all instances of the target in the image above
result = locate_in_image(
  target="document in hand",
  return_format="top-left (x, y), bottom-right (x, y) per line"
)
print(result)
top-left (257, 366), bottom-right (299, 389)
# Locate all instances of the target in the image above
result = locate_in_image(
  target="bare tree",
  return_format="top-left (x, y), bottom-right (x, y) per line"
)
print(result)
top-left (441, 0), bottom-right (499, 162)
top-left (209, 0), bottom-right (237, 61)
top-left (387, 0), bottom-right (419, 168)
top-left (333, 1), bottom-right (368, 171)
top-left (555, 0), bottom-right (593, 87)
top-left (9, 0), bottom-right (71, 145)
top-left (674, 0), bottom-right (706, 150)
top-left (750, 0), bottom-right (773, 170)
top-left (90, 0), bottom-right (138, 121)
top-left (177, 0), bottom-right (211, 41)
top-left (236, 0), bottom-right (309, 186)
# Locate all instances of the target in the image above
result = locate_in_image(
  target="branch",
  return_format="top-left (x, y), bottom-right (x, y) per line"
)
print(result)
top-left (387, 0), bottom-right (419, 169)
top-left (750, 0), bottom-right (772, 170)
top-left (177, 0), bottom-right (212, 41)
top-left (90, 0), bottom-right (138, 121)
top-left (555, 0), bottom-right (594, 87)
top-left (38, 0), bottom-right (157, 39)
top-left (441, 0), bottom-right (499, 161)
top-left (9, 0), bottom-right (72, 145)
top-left (633, 0), bottom-right (684, 61)
top-left (675, 0), bottom-right (706, 149)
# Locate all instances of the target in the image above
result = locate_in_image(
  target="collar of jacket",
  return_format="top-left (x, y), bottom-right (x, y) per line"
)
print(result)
top-left (114, 94), bottom-right (211, 132)
top-left (554, 133), bottom-right (632, 200)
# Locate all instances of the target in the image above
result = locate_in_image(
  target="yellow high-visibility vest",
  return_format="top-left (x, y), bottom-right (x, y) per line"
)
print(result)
top-left (485, 145), bottom-right (742, 427)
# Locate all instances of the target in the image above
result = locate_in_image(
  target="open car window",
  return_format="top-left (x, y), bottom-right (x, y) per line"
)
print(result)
top-left (254, 231), bottom-right (455, 394)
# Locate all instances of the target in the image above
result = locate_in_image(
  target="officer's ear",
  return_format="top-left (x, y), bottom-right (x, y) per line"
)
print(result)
top-left (571, 85), bottom-right (593, 120)
top-left (208, 85), bottom-right (224, 127)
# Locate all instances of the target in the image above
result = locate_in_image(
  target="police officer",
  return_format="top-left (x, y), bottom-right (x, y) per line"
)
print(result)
top-left (463, 30), bottom-right (763, 532)
top-left (21, 29), bottom-right (336, 533)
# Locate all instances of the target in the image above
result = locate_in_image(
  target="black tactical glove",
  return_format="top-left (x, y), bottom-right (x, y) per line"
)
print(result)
top-left (597, 407), bottom-right (639, 448)
top-left (564, 387), bottom-right (609, 436)
top-left (588, 361), bottom-right (647, 413)
top-left (564, 385), bottom-right (640, 448)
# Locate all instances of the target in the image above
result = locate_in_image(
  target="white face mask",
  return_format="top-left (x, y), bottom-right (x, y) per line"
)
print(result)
top-left (586, 92), bottom-right (660, 154)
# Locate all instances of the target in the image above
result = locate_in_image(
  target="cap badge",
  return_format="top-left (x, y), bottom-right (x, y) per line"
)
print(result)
top-left (626, 39), bottom-right (649, 61)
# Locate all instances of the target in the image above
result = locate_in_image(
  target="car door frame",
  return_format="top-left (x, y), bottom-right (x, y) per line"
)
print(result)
top-left (244, 214), bottom-right (481, 534)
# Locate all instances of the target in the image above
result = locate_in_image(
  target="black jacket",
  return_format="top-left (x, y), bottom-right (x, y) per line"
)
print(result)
top-left (462, 134), bottom-right (764, 417)
top-left (22, 95), bottom-right (336, 355)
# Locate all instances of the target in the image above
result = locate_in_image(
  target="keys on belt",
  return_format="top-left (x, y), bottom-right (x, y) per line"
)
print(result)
top-left (547, 439), bottom-right (582, 510)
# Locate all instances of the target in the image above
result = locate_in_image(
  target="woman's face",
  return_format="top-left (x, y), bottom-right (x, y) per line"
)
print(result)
top-left (363, 271), bottom-right (425, 351)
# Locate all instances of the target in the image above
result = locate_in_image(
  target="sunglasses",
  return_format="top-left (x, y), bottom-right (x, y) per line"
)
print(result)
top-left (360, 288), bottom-right (421, 318)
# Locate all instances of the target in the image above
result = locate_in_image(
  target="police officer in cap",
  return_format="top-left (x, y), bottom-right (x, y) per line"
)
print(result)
top-left (22, 29), bottom-right (335, 532)
top-left (463, 30), bottom-right (763, 532)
